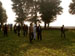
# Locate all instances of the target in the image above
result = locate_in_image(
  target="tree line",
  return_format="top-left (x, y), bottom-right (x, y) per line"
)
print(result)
top-left (0, 0), bottom-right (75, 28)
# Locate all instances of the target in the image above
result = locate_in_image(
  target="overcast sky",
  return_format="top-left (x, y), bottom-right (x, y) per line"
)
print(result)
top-left (0, 0), bottom-right (75, 26)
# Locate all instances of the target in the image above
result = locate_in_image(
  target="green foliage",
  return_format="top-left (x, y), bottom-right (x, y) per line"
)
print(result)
top-left (12, 0), bottom-right (62, 25)
top-left (12, 0), bottom-right (39, 24)
top-left (39, 0), bottom-right (63, 24)
top-left (12, 0), bottom-right (29, 24)
top-left (0, 2), bottom-right (7, 25)
top-left (0, 30), bottom-right (75, 56)
top-left (69, 0), bottom-right (75, 14)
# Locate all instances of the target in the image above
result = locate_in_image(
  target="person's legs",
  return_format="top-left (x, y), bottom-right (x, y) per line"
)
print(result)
top-left (31, 33), bottom-right (33, 41)
top-left (6, 31), bottom-right (8, 36)
top-left (18, 31), bottom-right (20, 36)
top-left (26, 30), bottom-right (27, 36)
top-left (34, 33), bottom-right (36, 40)
top-left (29, 33), bottom-right (32, 43)
top-left (37, 33), bottom-right (39, 40)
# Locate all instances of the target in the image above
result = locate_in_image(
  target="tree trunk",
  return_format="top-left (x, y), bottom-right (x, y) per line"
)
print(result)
top-left (44, 22), bottom-right (46, 28)
top-left (21, 22), bottom-right (24, 26)
top-left (48, 23), bottom-right (49, 28)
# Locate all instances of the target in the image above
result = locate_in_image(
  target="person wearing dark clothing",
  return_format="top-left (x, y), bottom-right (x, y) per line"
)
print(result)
top-left (14, 24), bottom-right (17, 34)
top-left (17, 24), bottom-right (21, 36)
top-left (37, 25), bottom-right (42, 40)
top-left (3, 24), bottom-right (8, 37)
top-left (23, 24), bottom-right (27, 36)
top-left (25, 25), bottom-right (28, 36)
top-left (61, 25), bottom-right (66, 38)
top-left (29, 23), bottom-right (33, 43)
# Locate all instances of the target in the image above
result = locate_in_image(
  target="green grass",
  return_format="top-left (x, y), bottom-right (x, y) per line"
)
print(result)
top-left (0, 30), bottom-right (75, 56)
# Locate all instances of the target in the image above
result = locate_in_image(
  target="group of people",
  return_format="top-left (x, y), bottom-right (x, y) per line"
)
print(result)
top-left (14, 24), bottom-right (28, 37)
top-left (14, 23), bottom-right (42, 43)
top-left (0, 23), bottom-right (66, 43)
top-left (1, 23), bottom-right (42, 43)
top-left (29, 23), bottom-right (42, 43)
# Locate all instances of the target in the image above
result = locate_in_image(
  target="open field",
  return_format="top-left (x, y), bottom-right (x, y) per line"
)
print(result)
top-left (0, 30), bottom-right (75, 56)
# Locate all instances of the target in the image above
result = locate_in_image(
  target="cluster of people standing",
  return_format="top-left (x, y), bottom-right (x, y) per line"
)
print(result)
top-left (14, 23), bottom-right (42, 43)
top-left (0, 23), bottom-right (66, 43)
top-left (29, 23), bottom-right (42, 43)
top-left (14, 24), bottom-right (28, 37)
top-left (0, 23), bottom-right (42, 43)
top-left (10, 23), bottom-right (42, 43)
top-left (0, 24), bottom-right (12, 36)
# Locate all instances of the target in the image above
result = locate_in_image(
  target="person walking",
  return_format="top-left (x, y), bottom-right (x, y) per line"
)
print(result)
top-left (61, 25), bottom-right (66, 39)
top-left (3, 24), bottom-right (8, 37)
top-left (17, 24), bottom-right (21, 37)
top-left (14, 24), bottom-right (17, 34)
top-left (33, 24), bottom-right (37, 40)
top-left (29, 23), bottom-right (33, 43)
top-left (23, 24), bottom-right (27, 36)
top-left (37, 24), bottom-right (42, 40)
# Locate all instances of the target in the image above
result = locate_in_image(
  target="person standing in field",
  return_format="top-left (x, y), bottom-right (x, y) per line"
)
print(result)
top-left (37, 24), bottom-right (42, 40)
top-left (23, 24), bottom-right (26, 36)
top-left (17, 24), bottom-right (21, 37)
top-left (61, 25), bottom-right (66, 38)
top-left (3, 24), bottom-right (8, 37)
top-left (33, 23), bottom-right (37, 40)
top-left (14, 24), bottom-right (17, 34)
top-left (29, 23), bottom-right (33, 43)
top-left (25, 25), bottom-right (28, 36)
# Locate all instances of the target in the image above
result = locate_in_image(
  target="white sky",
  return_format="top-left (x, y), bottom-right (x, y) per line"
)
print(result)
top-left (0, 0), bottom-right (75, 26)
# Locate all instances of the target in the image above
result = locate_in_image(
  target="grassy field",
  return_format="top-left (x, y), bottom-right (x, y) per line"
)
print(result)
top-left (0, 30), bottom-right (75, 56)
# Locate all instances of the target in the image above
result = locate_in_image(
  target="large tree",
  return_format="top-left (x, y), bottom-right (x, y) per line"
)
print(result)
top-left (40, 0), bottom-right (62, 27)
top-left (69, 0), bottom-right (75, 14)
top-left (39, 0), bottom-right (62, 28)
top-left (0, 1), bottom-right (7, 26)
top-left (12, 0), bottom-right (37, 25)
top-left (12, 0), bottom-right (26, 25)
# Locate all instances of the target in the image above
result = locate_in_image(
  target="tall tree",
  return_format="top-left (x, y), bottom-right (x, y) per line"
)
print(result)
top-left (12, 0), bottom-right (41, 25)
top-left (39, 0), bottom-right (62, 28)
top-left (69, 0), bottom-right (75, 15)
top-left (12, 0), bottom-right (35, 25)
top-left (0, 1), bottom-right (7, 26)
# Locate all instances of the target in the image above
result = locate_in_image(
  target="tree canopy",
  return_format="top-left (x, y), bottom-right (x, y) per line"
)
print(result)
top-left (0, 1), bottom-right (7, 25)
top-left (12, 0), bottom-right (62, 27)
top-left (39, 0), bottom-right (62, 27)
top-left (12, 0), bottom-right (41, 25)
top-left (69, 0), bottom-right (75, 15)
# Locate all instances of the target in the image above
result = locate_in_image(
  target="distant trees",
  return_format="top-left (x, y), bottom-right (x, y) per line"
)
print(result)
top-left (12, 0), bottom-right (62, 27)
top-left (0, 1), bottom-right (7, 26)
top-left (69, 0), bottom-right (75, 14)
top-left (39, 0), bottom-right (62, 28)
